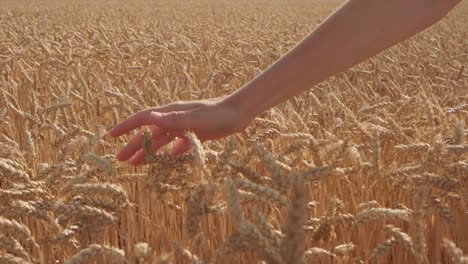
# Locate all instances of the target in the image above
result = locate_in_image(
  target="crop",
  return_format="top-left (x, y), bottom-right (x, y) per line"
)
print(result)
top-left (0, 0), bottom-right (467, 263)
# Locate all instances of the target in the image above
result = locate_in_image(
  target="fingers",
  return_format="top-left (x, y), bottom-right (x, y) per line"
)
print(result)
top-left (116, 132), bottom-right (144, 161)
top-left (108, 102), bottom-right (203, 137)
top-left (108, 110), bottom-right (157, 137)
top-left (116, 126), bottom-right (165, 161)
top-left (169, 137), bottom-right (192, 156)
top-left (128, 133), bottom-right (175, 166)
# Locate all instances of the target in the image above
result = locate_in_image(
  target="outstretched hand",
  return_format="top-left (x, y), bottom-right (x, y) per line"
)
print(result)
top-left (108, 97), bottom-right (249, 166)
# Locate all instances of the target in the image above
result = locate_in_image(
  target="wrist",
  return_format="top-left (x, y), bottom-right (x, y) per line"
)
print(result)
top-left (219, 91), bottom-right (258, 131)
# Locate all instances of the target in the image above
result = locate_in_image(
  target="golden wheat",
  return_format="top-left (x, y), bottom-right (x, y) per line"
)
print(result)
top-left (0, 0), bottom-right (467, 263)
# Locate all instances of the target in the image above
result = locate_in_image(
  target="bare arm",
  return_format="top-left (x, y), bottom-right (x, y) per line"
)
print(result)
top-left (224, 0), bottom-right (462, 120)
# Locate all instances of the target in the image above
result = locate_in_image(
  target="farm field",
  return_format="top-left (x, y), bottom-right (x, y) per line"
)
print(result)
top-left (0, 0), bottom-right (467, 263)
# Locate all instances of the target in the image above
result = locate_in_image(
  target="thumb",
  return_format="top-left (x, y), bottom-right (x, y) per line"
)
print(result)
top-left (150, 111), bottom-right (193, 133)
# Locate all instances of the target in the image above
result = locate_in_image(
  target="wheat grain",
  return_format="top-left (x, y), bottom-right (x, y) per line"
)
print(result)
top-left (235, 178), bottom-right (288, 207)
top-left (0, 217), bottom-right (37, 248)
top-left (65, 244), bottom-right (125, 264)
top-left (355, 208), bottom-right (412, 223)
top-left (369, 237), bottom-right (398, 260)
top-left (0, 253), bottom-right (30, 264)
top-left (442, 239), bottom-right (467, 264)
top-left (0, 235), bottom-right (31, 262)
top-left (304, 247), bottom-right (337, 259)
top-left (333, 242), bottom-right (357, 255)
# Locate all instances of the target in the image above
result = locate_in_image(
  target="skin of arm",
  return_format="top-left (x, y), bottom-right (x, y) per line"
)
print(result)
top-left (223, 0), bottom-right (462, 121)
top-left (109, 0), bottom-right (462, 165)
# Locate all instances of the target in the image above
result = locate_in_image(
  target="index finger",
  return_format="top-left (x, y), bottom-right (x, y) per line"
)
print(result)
top-left (108, 110), bottom-right (156, 137)
top-left (109, 102), bottom-right (206, 137)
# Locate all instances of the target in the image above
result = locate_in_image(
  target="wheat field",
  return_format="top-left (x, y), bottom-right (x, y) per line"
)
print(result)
top-left (0, 0), bottom-right (467, 263)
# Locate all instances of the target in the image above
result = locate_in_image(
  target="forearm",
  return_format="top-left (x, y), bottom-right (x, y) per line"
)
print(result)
top-left (224, 0), bottom-right (461, 120)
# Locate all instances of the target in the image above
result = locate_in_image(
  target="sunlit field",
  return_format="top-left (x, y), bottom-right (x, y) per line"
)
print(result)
top-left (0, 0), bottom-right (467, 263)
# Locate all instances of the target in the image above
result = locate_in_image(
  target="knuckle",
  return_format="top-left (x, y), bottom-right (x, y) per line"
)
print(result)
top-left (168, 111), bottom-right (182, 122)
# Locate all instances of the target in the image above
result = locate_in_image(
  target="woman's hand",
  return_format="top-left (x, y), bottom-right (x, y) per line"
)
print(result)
top-left (108, 97), bottom-right (251, 165)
